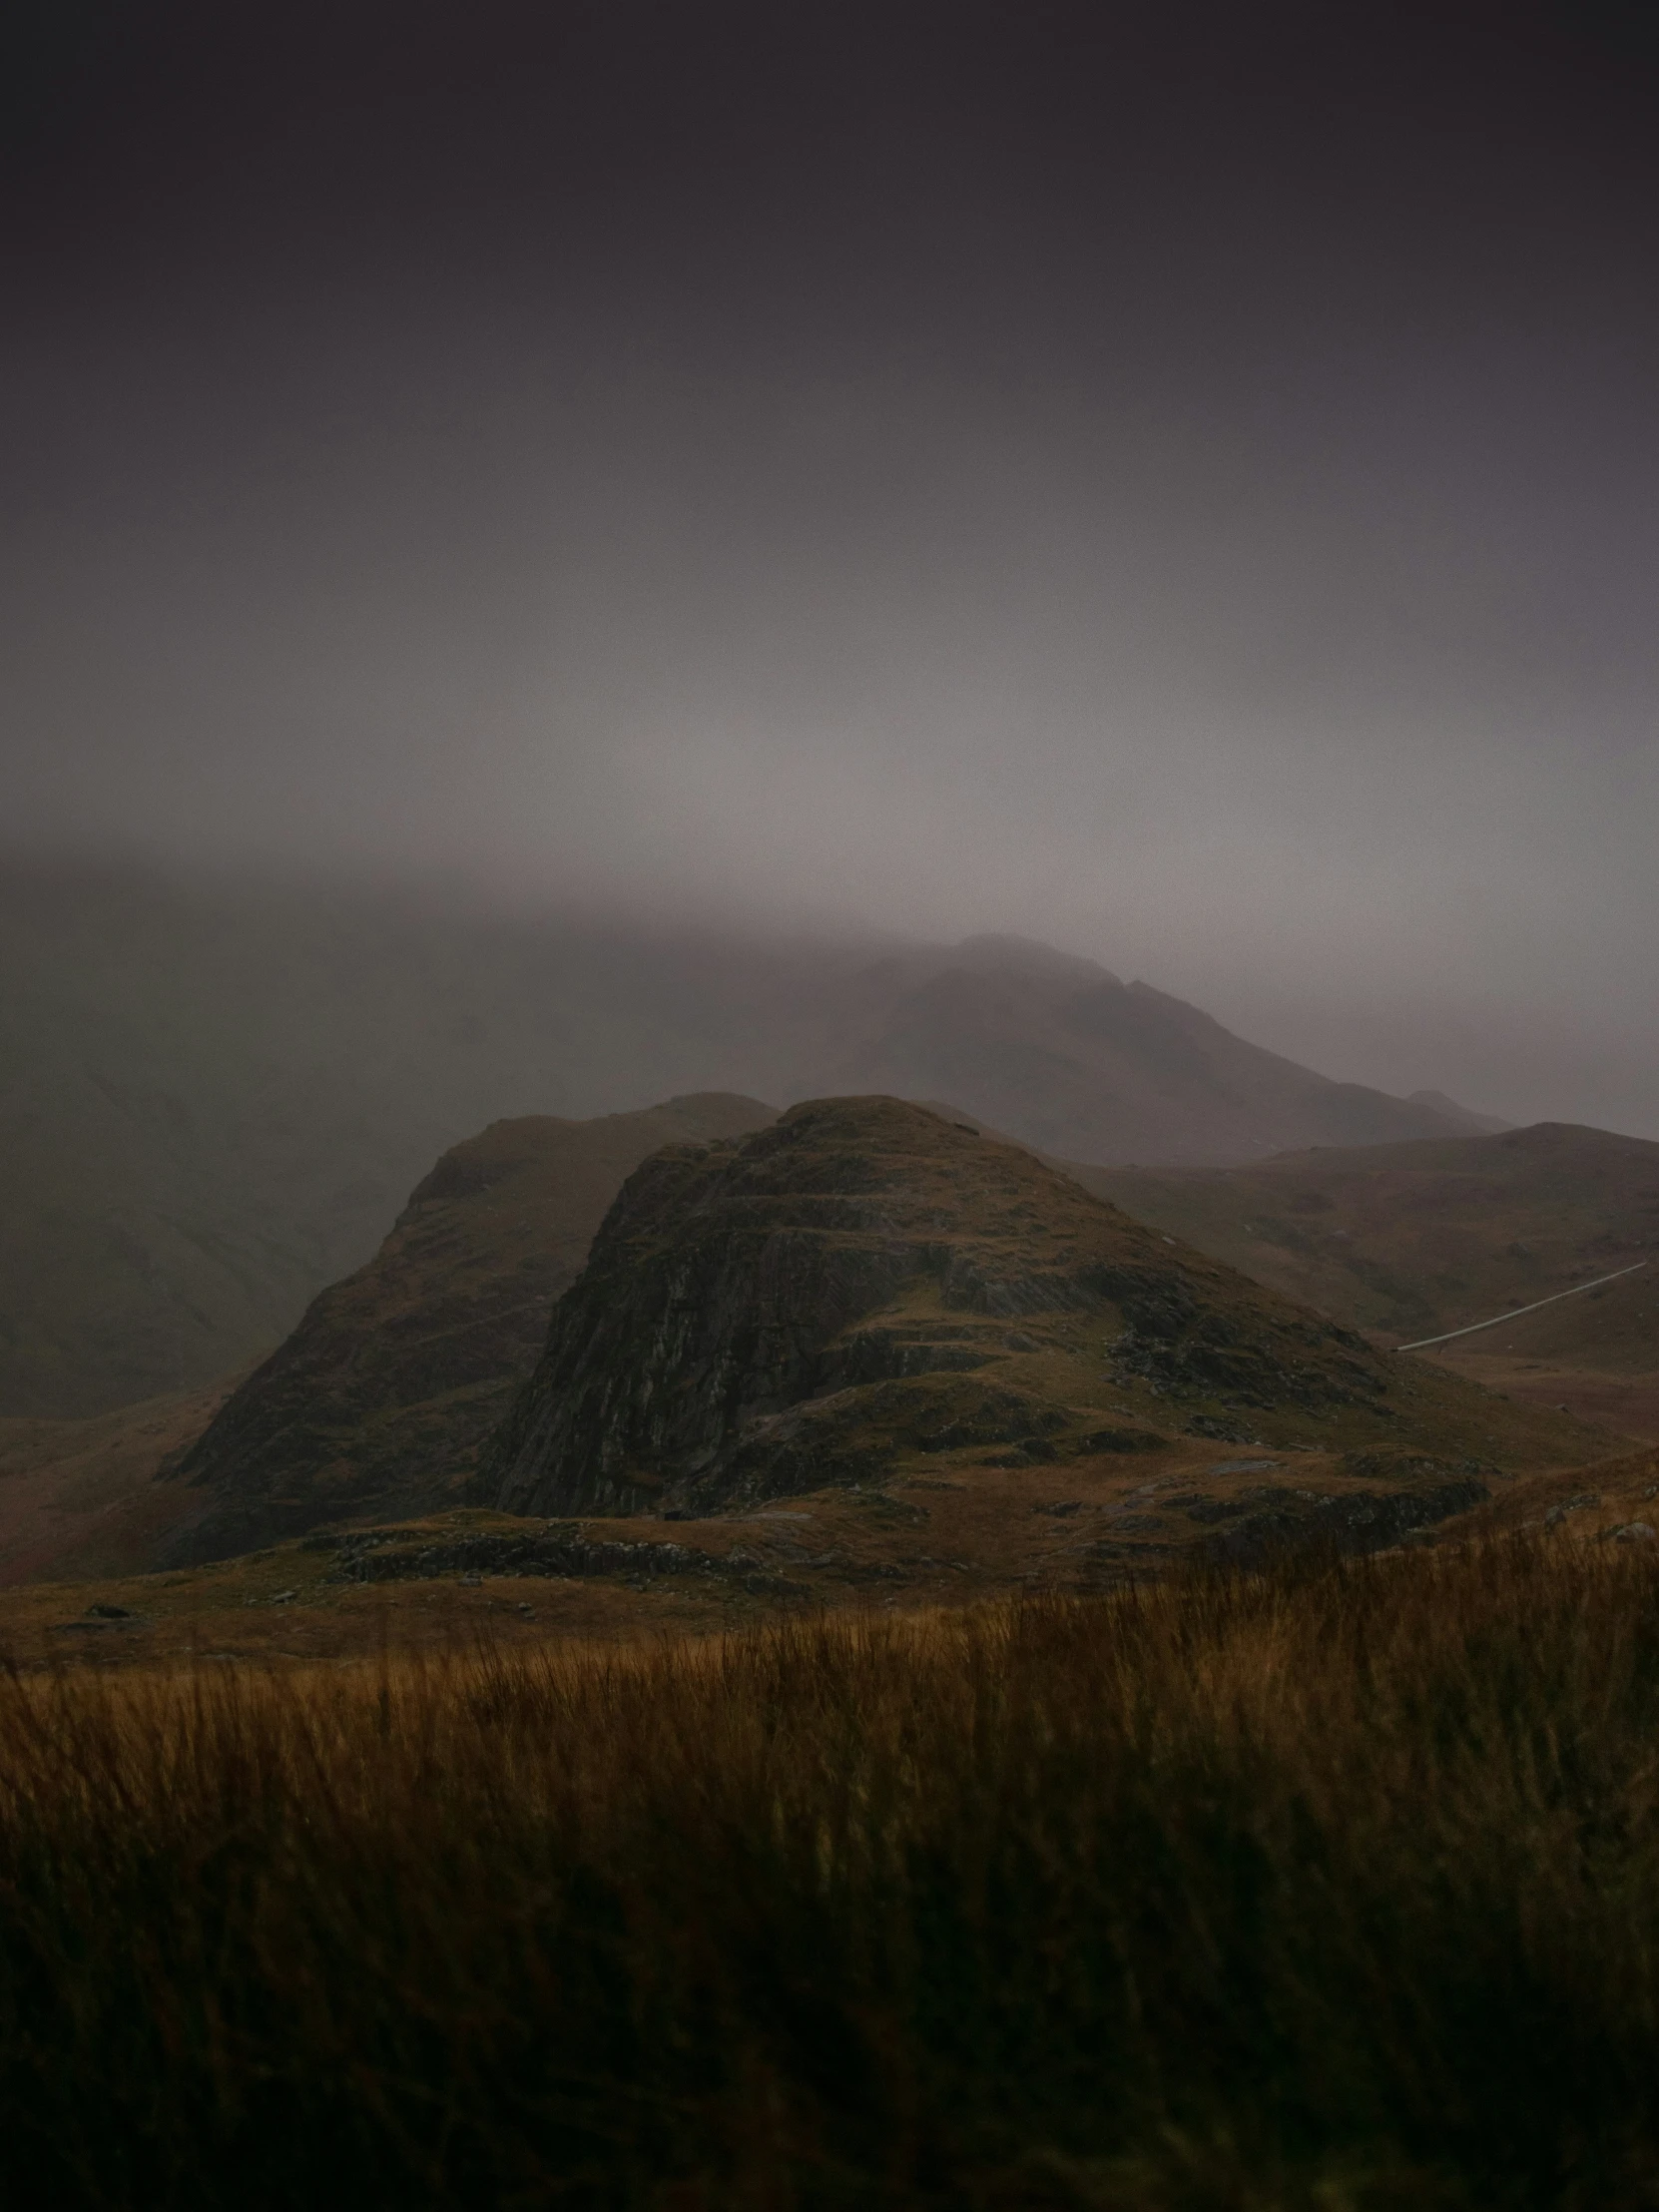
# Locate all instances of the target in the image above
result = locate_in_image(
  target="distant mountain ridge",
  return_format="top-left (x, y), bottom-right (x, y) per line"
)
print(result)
top-left (0, 859), bottom-right (1495, 1417)
top-left (1406, 1089), bottom-right (1512, 1136)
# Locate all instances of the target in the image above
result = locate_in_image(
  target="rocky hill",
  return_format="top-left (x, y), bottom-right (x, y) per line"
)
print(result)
top-left (162, 1095), bottom-right (775, 1564)
top-left (17, 1102), bottom-right (1644, 1584)
top-left (483, 1098), bottom-right (1595, 1520)
top-left (1, 860), bottom-right (1487, 1417)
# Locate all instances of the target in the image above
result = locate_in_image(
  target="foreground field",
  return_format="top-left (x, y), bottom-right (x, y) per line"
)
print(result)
top-left (4, 1535), bottom-right (1659, 2208)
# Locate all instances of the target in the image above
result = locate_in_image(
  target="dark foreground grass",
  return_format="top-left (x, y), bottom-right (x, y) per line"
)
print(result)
top-left (3, 1541), bottom-right (1659, 2209)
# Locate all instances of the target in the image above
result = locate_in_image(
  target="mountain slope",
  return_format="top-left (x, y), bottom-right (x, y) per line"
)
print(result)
top-left (1406, 1088), bottom-right (1511, 1135)
top-left (164, 1095), bottom-right (776, 1564)
top-left (0, 1377), bottom-right (242, 1587)
top-left (1079, 1123), bottom-right (1659, 1347)
top-left (1076, 1122), bottom-right (1659, 1441)
top-left (1, 862), bottom-right (1485, 1417)
top-left (824, 938), bottom-right (1479, 1166)
top-left (483, 1097), bottom-right (1595, 1519)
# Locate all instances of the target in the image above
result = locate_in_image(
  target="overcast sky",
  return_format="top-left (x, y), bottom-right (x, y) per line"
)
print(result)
top-left (4, 2), bottom-right (1657, 1133)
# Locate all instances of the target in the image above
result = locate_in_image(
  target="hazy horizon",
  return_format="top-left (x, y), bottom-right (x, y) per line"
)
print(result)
top-left (5, 3), bottom-right (1656, 1138)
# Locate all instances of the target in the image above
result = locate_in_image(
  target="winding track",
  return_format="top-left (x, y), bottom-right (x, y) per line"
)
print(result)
top-left (1394, 1260), bottom-right (1650, 1352)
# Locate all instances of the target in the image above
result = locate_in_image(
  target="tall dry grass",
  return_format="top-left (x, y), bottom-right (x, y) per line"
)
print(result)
top-left (2, 1540), bottom-right (1659, 2209)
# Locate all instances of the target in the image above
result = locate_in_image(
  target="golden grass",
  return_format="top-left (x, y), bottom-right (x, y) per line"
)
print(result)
top-left (4, 1538), bottom-right (1659, 2207)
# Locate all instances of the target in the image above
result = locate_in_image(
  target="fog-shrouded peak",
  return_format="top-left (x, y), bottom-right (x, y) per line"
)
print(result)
top-left (3, 6), bottom-right (1655, 1148)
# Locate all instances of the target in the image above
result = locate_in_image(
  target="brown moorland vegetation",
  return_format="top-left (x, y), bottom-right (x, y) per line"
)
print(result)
top-left (1080, 1123), bottom-right (1659, 1435)
top-left (1081, 1122), bottom-right (1659, 1346)
top-left (4, 1534), bottom-right (1659, 2208)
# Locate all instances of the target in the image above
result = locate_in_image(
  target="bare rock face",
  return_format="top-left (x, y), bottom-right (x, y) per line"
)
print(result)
top-left (483, 1097), bottom-right (1452, 1519)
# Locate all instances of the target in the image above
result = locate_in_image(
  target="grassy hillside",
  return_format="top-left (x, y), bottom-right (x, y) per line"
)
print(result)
top-left (14, 1419), bottom-right (1641, 1668)
top-left (5, 1538), bottom-right (1659, 2207)
top-left (1424, 1289), bottom-right (1659, 1447)
top-left (0, 1377), bottom-right (240, 1586)
top-left (1079, 1121), bottom-right (1659, 1348)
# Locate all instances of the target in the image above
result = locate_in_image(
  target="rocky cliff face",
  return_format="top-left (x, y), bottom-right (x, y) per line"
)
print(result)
top-left (163, 1094), bottom-right (776, 1563)
top-left (484, 1097), bottom-right (1587, 1518)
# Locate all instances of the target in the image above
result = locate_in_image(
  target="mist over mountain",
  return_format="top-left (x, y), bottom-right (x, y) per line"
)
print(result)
top-left (4, 4), bottom-right (1657, 1158)
top-left (0, 859), bottom-right (1498, 1417)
